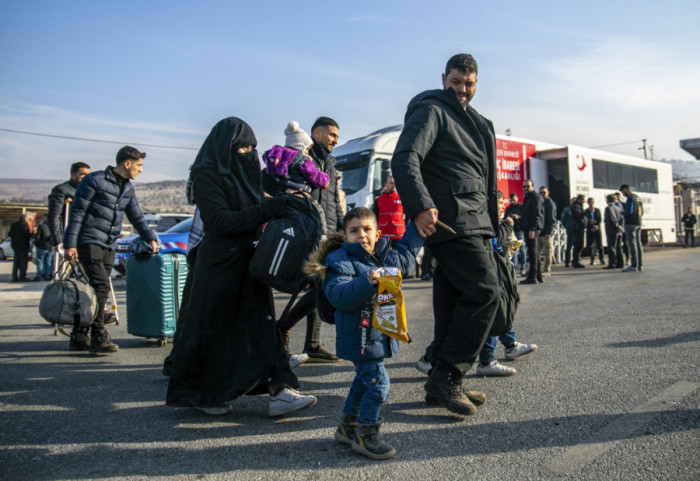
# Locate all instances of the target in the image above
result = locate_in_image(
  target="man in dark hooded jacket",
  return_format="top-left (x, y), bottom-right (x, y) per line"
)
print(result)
top-left (392, 53), bottom-right (499, 417)
top-left (47, 162), bottom-right (91, 249)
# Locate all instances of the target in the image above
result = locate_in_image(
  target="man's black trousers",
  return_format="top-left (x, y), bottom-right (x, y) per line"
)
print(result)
top-left (524, 234), bottom-right (541, 280)
top-left (429, 236), bottom-right (499, 376)
top-left (77, 244), bottom-right (115, 333)
top-left (586, 229), bottom-right (605, 263)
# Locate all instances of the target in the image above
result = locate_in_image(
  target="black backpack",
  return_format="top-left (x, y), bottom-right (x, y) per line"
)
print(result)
top-left (490, 250), bottom-right (520, 337)
top-left (249, 194), bottom-right (322, 295)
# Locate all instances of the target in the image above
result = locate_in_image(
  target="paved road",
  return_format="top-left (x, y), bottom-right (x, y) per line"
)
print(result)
top-left (0, 247), bottom-right (698, 480)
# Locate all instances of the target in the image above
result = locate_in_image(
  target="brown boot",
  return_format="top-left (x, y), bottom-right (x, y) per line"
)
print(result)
top-left (424, 367), bottom-right (477, 416)
top-left (69, 328), bottom-right (91, 351)
top-left (89, 329), bottom-right (119, 355)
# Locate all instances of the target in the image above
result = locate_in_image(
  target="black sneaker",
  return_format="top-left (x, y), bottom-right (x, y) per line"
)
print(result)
top-left (303, 344), bottom-right (341, 363)
top-left (424, 367), bottom-right (477, 416)
top-left (351, 422), bottom-right (396, 460)
top-left (89, 330), bottom-right (119, 355)
top-left (334, 414), bottom-right (358, 445)
top-left (69, 329), bottom-right (91, 351)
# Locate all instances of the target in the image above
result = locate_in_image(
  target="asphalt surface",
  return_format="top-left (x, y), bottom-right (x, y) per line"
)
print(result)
top-left (0, 246), bottom-right (698, 481)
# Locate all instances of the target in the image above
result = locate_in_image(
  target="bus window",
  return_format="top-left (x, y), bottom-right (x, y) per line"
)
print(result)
top-left (592, 159), bottom-right (658, 193)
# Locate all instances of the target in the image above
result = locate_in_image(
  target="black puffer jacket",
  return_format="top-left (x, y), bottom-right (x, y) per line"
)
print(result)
top-left (47, 179), bottom-right (79, 246)
top-left (392, 88), bottom-right (498, 245)
top-left (64, 166), bottom-right (156, 249)
top-left (308, 141), bottom-right (343, 233)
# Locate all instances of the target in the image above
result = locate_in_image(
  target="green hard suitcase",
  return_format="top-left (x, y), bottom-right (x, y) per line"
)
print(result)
top-left (126, 253), bottom-right (188, 346)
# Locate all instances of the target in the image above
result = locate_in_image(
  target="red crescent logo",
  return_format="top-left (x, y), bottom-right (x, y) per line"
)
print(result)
top-left (576, 155), bottom-right (587, 171)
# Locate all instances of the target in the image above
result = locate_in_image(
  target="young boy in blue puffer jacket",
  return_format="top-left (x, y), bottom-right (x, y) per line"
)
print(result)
top-left (304, 207), bottom-right (423, 460)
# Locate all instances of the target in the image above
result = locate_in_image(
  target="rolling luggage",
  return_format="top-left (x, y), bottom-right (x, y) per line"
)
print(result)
top-left (126, 253), bottom-right (188, 346)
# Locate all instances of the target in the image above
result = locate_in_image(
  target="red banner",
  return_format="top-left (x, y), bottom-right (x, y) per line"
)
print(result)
top-left (496, 138), bottom-right (537, 205)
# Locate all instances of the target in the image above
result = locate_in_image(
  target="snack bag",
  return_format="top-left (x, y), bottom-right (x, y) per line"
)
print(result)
top-left (372, 267), bottom-right (410, 343)
top-left (503, 232), bottom-right (523, 257)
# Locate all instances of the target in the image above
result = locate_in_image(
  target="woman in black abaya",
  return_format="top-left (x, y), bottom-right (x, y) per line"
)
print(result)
top-left (166, 117), bottom-right (316, 416)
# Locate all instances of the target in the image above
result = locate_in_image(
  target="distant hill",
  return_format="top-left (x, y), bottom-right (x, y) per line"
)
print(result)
top-left (0, 178), bottom-right (194, 214)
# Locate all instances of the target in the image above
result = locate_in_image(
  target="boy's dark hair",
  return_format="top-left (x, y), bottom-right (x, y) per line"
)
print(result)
top-left (342, 207), bottom-right (376, 231)
top-left (116, 146), bottom-right (146, 165)
top-left (606, 194), bottom-right (615, 203)
top-left (311, 116), bottom-right (339, 132)
top-left (576, 194), bottom-right (586, 202)
top-left (70, 162), bottom-right (90, 174)
top-left (445, 53), bottom-right (478, 76)
top-left (619, 184), bottom-right (630, 191)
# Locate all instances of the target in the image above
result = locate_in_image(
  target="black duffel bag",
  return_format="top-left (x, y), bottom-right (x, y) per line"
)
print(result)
top-left (490, 251), bottom-right (520, 337)
top-left (39, 258), bottom-right (98, 328)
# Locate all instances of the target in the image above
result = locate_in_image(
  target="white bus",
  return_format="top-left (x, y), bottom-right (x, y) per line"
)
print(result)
top-left (535, 145), bottom-right (675, 244)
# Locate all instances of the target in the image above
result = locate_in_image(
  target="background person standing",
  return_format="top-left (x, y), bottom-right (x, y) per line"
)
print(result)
top-left (681, 207), bottom-right (696, 248)
top-left (620, 184), bottom-right (643, 272)
top-left (9, 214), bottom-right (32, 282)
top-left (603, 194), bottom-right (624, 269)
top-left (520, 179), bottom-right (544, 284)
top-left (571, 195), bottom-right (587, 268)
top-left (32, 215), bottom-right (53, 281)
top-left (505, 193), bottom-right (527, 276)
top-left (585, 197), bottom-right (604, 265)
top-left (48, 162), bottom-right (91, 256)
top-left (372, 175), bottom-right (406, 248)
top-left (538, 186), bottom-right (556, 276)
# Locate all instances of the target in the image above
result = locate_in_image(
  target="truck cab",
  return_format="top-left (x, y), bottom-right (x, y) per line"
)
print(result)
top-left (333, 125), bottom-right (402, 210)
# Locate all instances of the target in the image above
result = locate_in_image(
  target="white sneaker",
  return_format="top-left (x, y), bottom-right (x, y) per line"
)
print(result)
top-left (196, 402), bottom-right (233, 416)
top-left (476, 361), bottom-right (516, 376)
top-left (621, 265), bottom-right (637, 273)
top-left (269, 388), bottom-right (317, 417)
top-left (415, 356), bottom-right (431, 375)
top-left (289, 353), bottom-right (309, 369)
top-left (504, 342), bottom-right (538, 360)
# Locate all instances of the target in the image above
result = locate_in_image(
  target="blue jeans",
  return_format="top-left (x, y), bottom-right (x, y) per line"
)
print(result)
top-left (625, 225), bottom-right (643, 268)
top-left (510, 231), bottom-right (526, 269)
top-left (344, 359), bottom-right (390, 425)
top-left (479, 330), bottom-right (517, 365)
top-left (35, 248), bottom-right (52, 279)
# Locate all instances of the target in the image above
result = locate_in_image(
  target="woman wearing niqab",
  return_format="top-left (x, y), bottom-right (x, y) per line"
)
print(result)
top-left (166, 117), bottom-right (316, 416)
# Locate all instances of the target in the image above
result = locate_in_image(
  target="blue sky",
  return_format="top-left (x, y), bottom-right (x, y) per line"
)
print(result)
top-left (1, 0), bottom-right (698, 182)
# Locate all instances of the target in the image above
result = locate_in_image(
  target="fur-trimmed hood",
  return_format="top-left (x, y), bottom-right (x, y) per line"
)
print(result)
top-left (304, 231), bottom-right (344, 280)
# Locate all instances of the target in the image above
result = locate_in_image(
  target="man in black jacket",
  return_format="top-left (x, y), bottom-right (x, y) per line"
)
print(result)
top-left (520, 179), bottom-right (544, 284)
top-left (64, 146), bottom-right (157, 354)
top-left (9, 214), bottom-right (32, 282)
top-left (603, 194), bottom-right (624, 269)
top-left (571, 194), bottom-right (587, 268)
top-left (47, 162), bottom-right (91, 250)
top-left (393, 53), bottom-right (499, 417)
top-left (286, 116), bottom-right (345, 362)
top-left (538, 186), bottom-right (557, 276)
top-left (585, 197), bottom-right (604, 265)
top-left (681, 207), bottom-right (696, 248)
